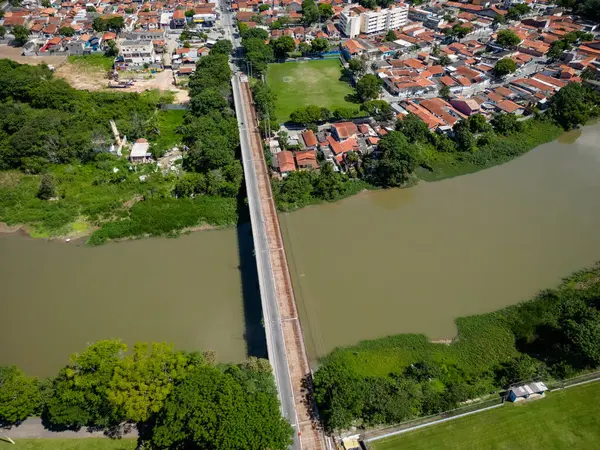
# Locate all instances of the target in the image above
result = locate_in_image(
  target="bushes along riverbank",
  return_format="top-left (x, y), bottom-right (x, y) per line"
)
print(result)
top-left (274, 82), bottom-right (600, 210)
top-left (313, 263), bottom-right (600, 432)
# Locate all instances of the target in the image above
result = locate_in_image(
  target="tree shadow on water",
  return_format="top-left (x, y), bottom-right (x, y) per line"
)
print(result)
top-left (236, 186), bottom-right (267, 359)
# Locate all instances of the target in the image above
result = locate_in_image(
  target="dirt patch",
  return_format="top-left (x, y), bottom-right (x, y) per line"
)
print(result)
top-left (0, 45), bottom-right (67, 66)
top-left (55, 61), bottom-right (108, 90)
top-left (0, 171), bottom-right (23, 188)
top-left (55, 64), bottom-right (189, 103)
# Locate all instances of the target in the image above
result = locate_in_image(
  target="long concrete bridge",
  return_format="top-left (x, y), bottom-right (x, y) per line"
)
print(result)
top-left (218, 1), bottom-right (326, 447)
top-left (231, 74), bottom-right (326, 450)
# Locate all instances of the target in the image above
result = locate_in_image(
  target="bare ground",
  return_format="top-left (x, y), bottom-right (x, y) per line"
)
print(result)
top-left (55, 63), bottom-right (189, 103)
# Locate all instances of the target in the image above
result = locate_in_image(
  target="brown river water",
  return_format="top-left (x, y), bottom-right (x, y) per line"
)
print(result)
top-left (1, 123), bottom-right (600, 375)
top-left (281, 122), bottom-right (600, 362)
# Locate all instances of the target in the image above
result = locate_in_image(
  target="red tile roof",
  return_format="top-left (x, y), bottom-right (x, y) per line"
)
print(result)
top-left (277, 151), bottom-right (296, 172)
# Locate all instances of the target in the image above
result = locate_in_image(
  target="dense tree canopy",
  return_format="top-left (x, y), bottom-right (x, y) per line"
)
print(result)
top-left (356, 74), bottom-right (382, 102)
top-left (210, 39), bottom-right (233, 56)
top-left (143, 364), bottom-right (293, 449)
top-left (43, 340), bottom-right (127, 429)
top-left (272, 36), bottom-right (296, 58)
top-left (496, 29), bottom-right (521, 48)
top-left (367, 131), bottom-right (422, 187)
top-left (548, 82), bottom-right (600, 130)
top-left (396, 113), bottom-right (429, 143)
top-left (0, 366), bottom-right (41, 426)
top-left (493, 58), bottom-right (517, 77)
top-left (0, 59), bottom-right (166, 172)
top-left (290, 104), bottom-right (330, 124)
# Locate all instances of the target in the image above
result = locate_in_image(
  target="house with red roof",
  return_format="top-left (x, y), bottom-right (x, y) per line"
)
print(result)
top-left (276, 151), bottom-right (296, 175)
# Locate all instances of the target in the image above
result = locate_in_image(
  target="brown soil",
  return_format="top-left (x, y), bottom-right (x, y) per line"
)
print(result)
top-left (55, 63), bottom-right (189, 103)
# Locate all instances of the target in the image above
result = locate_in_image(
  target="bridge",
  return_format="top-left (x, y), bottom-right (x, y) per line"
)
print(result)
top-left (231, 73), bottom-right (326, 450)
top-left (218, 1), bottom-right (326, 447)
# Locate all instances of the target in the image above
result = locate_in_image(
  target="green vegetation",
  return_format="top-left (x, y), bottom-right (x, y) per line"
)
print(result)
top-left (67, 55), bottom-right (114, 72)
top-left (266, 60), bottom-right (356, 122)
top-left (419, 118), bottom-right (564, 181)
top-left (0, 341), bottom-right (293, 450)
top-left (314, 264), bottom-right (600, 432)
top-left (0, 47), bottom-right (242, 243)
top-left (493, 58), bottom-right (518, 76)
top-left (88, 196), bottom-right (236, 245)
top-left (1, 440), bottom-right (136, 449)
top-left (373, 381), bottom-right (600, 450)
top-left (151, 109), bottom-right (186, 156)
top-left (496, 29), bottom-right (521, 48)
top-left (273, 163), bottom-right (372, 211)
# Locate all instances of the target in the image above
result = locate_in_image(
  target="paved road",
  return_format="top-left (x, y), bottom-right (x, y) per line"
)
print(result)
top-left (221, 1), bottom-right (301, 448)
top-left (3, 418), bottom-right (138, 439)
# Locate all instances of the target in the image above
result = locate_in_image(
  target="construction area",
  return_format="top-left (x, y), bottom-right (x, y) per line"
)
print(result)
top-left (236, 75), bottom-right (326, 450)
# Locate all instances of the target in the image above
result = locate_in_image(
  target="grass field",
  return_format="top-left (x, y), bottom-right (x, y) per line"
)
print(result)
top-left (372, 381), bottom-right (600, 450)
top-left (0, 439), bottom-right (136, 450)
top-left (67, 55), bottom-right (114, 72)
top-left (266, 59), bottom-right (356, 122)
top-left (152, 109), bottom-right (186, 153)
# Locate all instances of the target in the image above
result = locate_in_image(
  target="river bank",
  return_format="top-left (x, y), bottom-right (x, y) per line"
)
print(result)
top-left (281, 120), bottom-right (600, 362)
top-left (313, 263), bottom-right (600, 432)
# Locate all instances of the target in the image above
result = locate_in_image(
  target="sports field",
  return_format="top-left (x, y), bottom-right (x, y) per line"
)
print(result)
top-left (266, 59), bottom-right (356, 122)
top-left (372, 381), bottom-right (600, 450)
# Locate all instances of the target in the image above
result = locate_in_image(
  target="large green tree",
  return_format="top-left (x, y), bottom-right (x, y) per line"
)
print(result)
top-left (12, 25), bottom-right (29, 46)
top-left (368, 131), bottom-right (422, 186)
top-left (396, 113), bottom-right (429, 143)
top-left (548, 82), bottom-right (599, 130)
top-left (0, 366), bottom-right (41, 426)
top-left (356, 74), bottom-right (382, 102)
top-left (210, 39), bottom-right (233, 56)
top-left (493, 58), bottom-right (517, 77)
top-left (496, 29), bottom-right (521, 48)
top-left (272, 36), bottom-right (296, 58)
top-left (108, 343), bottom-right (192, 423)
top-left (301, 0), bottom-right (320, 25)
top-left (43, 340), bottom-right (126, 429)
top-left (142, 365), bottom-right (293, 450)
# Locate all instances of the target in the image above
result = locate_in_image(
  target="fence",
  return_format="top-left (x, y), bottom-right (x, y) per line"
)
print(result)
top-left (359, 372), bottom-right (600, 448)
top-left (360, 396), bottom-right (505, 447)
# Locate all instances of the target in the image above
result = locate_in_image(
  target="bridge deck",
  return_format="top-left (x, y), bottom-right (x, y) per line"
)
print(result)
top-left (233, 75), bottom-right (326, 450)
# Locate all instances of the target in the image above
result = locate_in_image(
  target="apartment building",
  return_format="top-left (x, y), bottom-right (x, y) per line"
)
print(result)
top-left (340, 4), bottom-right (409, 38)
top-left (339, 7), bottom-right (363, 38)
top-left (119, 40), bottom-right (158, 67)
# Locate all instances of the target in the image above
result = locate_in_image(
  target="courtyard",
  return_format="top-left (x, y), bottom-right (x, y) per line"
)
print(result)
top-left (266, 59), bottom-right (356, 123)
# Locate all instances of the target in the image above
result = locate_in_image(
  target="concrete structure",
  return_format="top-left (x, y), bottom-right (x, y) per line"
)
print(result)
top-left (339, 7), bottom-right (362, 38)
top-left (119, 40), bottom-right (158, 66)
top-left (129, 138), bottom-right (150, 163)
top-left (340, 4), bottom-right (408, 38)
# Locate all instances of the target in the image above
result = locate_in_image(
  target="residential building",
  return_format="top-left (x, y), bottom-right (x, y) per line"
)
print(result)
top-left (172, 9), bottom-right (186, 28)
top-left (119, 40), bottom-right (159, 67)
top-left (339, 4), bottom-right (408, 38)
top-left (339, 7), bottom-right (363, 38)
top-left (276, 151), bottom-right (296, 176)
top-left (130, 138), bottom-right (151, 163)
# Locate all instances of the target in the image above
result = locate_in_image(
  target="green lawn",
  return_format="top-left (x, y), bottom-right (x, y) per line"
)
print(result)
top-left (0, 439), bottom-right (136, 450)
top-left (67, 55), bottom-right (114, 72)
top-left (372, 381), bottom-right (600, 450)
top-left (266, 59), bottom-right (356, 122)
top-left (151, 109), bottom-right (186, 153)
